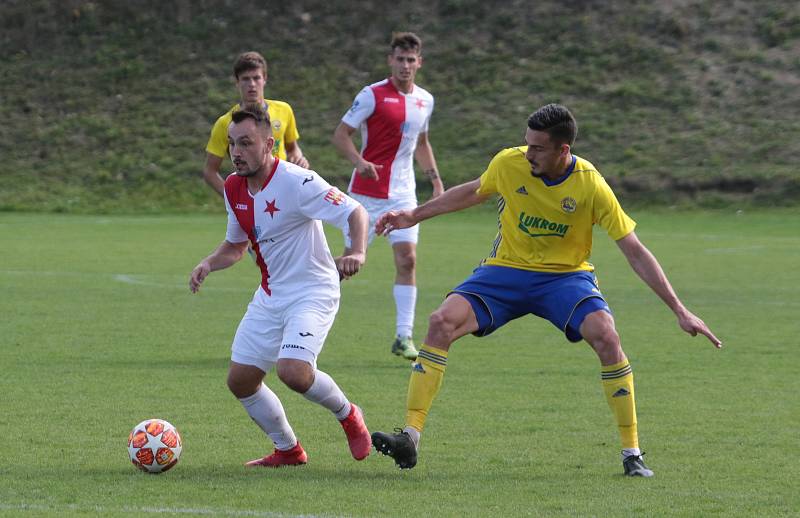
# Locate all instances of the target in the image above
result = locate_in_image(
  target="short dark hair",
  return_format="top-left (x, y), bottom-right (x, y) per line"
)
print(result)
top-left (231, 105), bottom-right (272, 136)
top-left (390, 32), bottom-right (422, 54)
top-left (527, 104), bottom-right (577, 147)
top-left (233, 51), bottom-right (267, 79)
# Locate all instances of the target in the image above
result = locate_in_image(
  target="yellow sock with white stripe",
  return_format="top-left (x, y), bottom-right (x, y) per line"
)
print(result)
top-left (405, 344), bottom-right (448, 432)
top-left (601, 360), bottom-right (639, 450)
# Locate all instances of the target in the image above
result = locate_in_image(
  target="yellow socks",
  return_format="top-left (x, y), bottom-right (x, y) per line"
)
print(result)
top-left (405, 344), bottom-right (448, 432)
top-left (601, 360), bottom-right (639, 450)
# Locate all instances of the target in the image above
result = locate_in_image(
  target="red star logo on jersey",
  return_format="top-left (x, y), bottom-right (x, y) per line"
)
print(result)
top-left (415, 99), bottom-right (426, 109)
top-left (264, 199), bottom-right (280, 218)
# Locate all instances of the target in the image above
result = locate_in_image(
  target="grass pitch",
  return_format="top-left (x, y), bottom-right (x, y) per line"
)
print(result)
top-left (0, 208), bottom-right (797, 517)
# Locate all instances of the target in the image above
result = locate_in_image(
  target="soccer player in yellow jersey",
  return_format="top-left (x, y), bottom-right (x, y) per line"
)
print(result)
top-left (203, 51), bottom-right (309, 197)
top-left (370, 104), bottom-right (722, 477)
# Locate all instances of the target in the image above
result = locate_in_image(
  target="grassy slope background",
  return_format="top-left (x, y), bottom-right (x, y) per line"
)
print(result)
top-left (0, 0), bottom-right (798, 213)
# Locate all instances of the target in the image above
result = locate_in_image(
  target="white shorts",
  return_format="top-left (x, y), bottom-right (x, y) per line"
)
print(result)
top-left (230, 287), bottom-right (339, 372)
top-left (344, 192), bottom-right (419, 247)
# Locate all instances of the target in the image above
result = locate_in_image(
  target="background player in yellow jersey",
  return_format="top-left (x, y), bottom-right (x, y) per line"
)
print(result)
top-left (203, 51), bottom-right (309, 197)
top-left (370, 103), bottom-right (722, 477)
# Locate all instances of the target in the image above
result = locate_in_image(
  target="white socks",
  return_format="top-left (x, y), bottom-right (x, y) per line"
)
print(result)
top-left (393, 284), bottom-right (417, 338)
top-left (303, 370), bottom-right (352, 420)
top-left (238, 383), bottom-right (297, 451)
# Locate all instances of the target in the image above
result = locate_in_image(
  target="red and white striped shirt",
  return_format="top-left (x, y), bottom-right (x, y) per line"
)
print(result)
top-left (342, 78), bottom-right (434, 200)
top-left (223, 159), bottom-right (359, 299)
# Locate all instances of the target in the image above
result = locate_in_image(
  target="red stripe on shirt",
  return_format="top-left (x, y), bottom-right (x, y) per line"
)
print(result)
top-left (350, 80), bottom-right (405, 199)
top-left (224, 174), bottom-right (272, 295)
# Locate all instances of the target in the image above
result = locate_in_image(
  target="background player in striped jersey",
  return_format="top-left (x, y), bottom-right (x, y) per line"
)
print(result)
top-left (370, 104), bottom-right (721, 477)
top-left (203, 51), bottom-right (309, 198)
top-left (332, 32), bottom-right (444, 361)
top-left (190, 107), bottom-right (371, 467)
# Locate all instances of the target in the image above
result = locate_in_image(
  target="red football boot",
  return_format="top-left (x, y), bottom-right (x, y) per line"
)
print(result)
top-left (245, 442), bottom-right (308, 468)
top-left (339, 404), bottom-right (371, 460)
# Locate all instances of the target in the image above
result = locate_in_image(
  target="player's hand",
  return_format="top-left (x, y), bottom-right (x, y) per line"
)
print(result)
top-left (290, 155), bottom-right (310, 169)
top-left (189, 260), bottom-right (211, 293)
top-left (677, 310), bottom-right (722, 348)
top-left (375, 210), bottom-right (416, 236)
top-left (356, 158), bottom-right (382, 180)
top-left (335, 252), bottom-right (366, 280)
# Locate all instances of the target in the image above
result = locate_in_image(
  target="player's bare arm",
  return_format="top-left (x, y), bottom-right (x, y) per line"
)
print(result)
top-left (189, 240), bottom-right (249, 293)
top-left (414, 132), bottom-right (444, 198)
top-left (332, 122), bottom-right (382, 180)
top-left (202, 153), bottom-right (225, 197)
top-left (285, 140), bottom-right (309, 169)
top-left (376, 178), bottom-right (488, 236)
top-left (616, 232), bottom-right (722, 348)
top-left (335, 205), bottom-right (369, 280)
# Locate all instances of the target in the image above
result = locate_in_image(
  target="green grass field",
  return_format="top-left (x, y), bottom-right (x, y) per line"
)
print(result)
top-left (1, 208), bottom-right (798, 517)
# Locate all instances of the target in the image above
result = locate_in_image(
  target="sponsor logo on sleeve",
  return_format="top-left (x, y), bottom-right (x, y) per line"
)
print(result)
top-left (324, 188), bottom-right (346, 206)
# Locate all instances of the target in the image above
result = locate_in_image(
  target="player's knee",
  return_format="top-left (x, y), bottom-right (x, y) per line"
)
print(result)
top-left (227, 373), bottom-right (256, 399)
top-left (583, 312), bottom-right (622, 360)
top-left (395, 249), bottom-right (416, 273)
top-left (276, 360), bottom-right (314, 393)
top-left (428, 308), bottom-right (456, 337)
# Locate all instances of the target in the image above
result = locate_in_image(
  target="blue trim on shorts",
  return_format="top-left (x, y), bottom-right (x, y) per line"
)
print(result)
top-left (449, 265), bottom-right (611, 342)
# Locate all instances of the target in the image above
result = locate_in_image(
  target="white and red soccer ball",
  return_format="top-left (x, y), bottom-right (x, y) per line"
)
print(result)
top-left (127, 419), bottom-right (182, 473)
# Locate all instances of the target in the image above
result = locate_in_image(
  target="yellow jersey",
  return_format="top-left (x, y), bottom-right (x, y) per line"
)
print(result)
top-left (205, 100), bottom-right (300, 160)
top-left (476, 147), bottom-right (635, 272)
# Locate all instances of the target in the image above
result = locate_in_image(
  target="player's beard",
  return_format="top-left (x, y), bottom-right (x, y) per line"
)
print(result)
top-left (234, 154), bottom-right (267, 177)
top-left (529, 162), bottom-right (544, 178)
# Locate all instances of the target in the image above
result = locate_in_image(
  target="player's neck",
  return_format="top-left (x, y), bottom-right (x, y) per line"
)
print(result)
top-left (390, 76), bottom-right (414, 94)
top-left (542, 154), bottom-right (574, 182)
top-left (239, 98), bottom-right (267, 108)
top-left (245, 157), bottom-right (275, 194)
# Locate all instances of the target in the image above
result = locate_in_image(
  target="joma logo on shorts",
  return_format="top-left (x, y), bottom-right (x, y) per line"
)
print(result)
top-left (281, 344), bottom-right (307, 350)
top-left (517, 212), bottom-right (570, 238)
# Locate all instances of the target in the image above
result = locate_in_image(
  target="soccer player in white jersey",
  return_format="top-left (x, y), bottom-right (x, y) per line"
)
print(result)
top-left (332, 32), bottom-right (444, 361)
top-left (189, 107), bottom-right (371, 467)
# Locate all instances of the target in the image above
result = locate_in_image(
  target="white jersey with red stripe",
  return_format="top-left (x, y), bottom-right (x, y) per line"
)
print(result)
top-left (341, 78), bottom-right (434, 200)
top-left (223, 159), bottom-right (359, 300)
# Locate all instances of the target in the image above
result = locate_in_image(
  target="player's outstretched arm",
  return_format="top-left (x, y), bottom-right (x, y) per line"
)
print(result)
top-left (376, 178), bottom-right (488, 236)
top-left (189, 240), bottom-right (249, 293)
top-left (616, 232), bottom-right (722, 348)
top-left (336, 205), bottom-right (368, 280)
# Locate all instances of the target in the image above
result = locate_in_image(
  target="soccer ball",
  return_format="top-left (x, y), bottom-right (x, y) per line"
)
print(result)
top-left (127, 419), bottom-right (182, 473)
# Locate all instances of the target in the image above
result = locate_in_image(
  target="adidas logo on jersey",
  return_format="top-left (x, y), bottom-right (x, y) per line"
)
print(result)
top-left (516, 186), bottom-right (528, 195)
